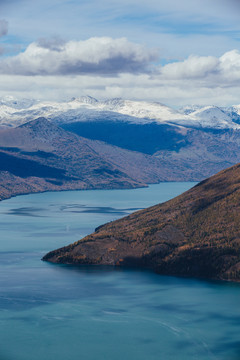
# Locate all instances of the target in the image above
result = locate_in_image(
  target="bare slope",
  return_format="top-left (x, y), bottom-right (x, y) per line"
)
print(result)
top-left (0, 117), bottom-right (188, 201)
top-left (43, 163), bottom-right (240, 282)
top-left (63, 121), bottom-right (240, 180)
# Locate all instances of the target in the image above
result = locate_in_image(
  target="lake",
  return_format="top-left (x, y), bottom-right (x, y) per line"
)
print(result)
top-left (0, 183), bottom-right (240, 360)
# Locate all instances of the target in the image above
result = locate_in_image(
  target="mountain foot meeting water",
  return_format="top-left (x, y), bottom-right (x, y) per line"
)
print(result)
top-left (0, 183), bottom-right (239, 360)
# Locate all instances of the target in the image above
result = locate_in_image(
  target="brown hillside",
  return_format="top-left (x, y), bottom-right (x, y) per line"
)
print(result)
top-left (43, 163), bottom-right (240, 281)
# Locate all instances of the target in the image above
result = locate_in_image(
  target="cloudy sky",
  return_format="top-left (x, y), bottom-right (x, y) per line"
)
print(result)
top-left (1, 0), bottom-right (240, 106)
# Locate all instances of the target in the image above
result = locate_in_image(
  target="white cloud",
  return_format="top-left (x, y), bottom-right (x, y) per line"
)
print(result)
top-left (4, 0), bottom-right (240, 63)
top-left (1, 1), bottom-right (240, 106)
top-left (160, 55), bottom-right (219, 79)
top-left (1, 48), bottom-right (240, 107)
top-left (0, 37), bottom-right (158, 76)
top-left (218, 50), bottom-right (240, 83)
top-left (158, 50), bottom-right (240, 86)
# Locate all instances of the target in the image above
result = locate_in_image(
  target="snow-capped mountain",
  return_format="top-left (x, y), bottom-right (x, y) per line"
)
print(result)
top-left (2, 101), bottom-right (240, 196)
top-left (0, 96), bottom-right (38, 110)
top-left (179, 105), bottom-right (203, 115)
top-left (176, 105), bottom-right (237, 129)
top-left (1, 95), bottom-right (240, 130)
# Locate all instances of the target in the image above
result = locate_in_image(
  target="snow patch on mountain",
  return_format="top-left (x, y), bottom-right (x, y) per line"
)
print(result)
top-left (179, 105), bottom-right (205, 115)
top-left (0, 96), bottom-right (38, 109)
top-left (102, 99), bottom-right (190, 123)
top-left (192, 106), bottom-right (234, 128)
top-left (0, 96), bottom-right (240, 130)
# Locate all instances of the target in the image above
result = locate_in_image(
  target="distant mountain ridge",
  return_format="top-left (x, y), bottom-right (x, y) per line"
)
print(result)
top-left (2, 97), bottom-right (240, 187)
top-left (43, 162), bottom-right (240, 282)
top-left (0, 117), bottom-right (197, 202)
top-left (1, 95), bottom-right (240, 130)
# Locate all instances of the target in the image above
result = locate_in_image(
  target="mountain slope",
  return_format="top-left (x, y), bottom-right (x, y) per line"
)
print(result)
top-left (0, 117), bottom-right (195, 201)
top-left (2, 97), bottom-right (240, 184)
top-left (61, 121), bottom-right (189, 154)
top-left (154, 128), bottom-right (240, 176)
top-left (0, 118), bottom-right (142, 200)
top-left (62, 121), bottom-right (240, 180)
top-left (43, 163), bottom-right (240, 282)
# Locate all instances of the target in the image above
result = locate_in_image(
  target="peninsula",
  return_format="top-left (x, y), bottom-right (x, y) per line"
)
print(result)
top-left (43, 162), bottom-right (240, 282)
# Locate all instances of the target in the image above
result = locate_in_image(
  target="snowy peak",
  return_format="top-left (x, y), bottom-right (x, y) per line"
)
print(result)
top-left (179, 105), bottom-right (205, 115)
top-left (192, 106), bottom-right (230, 119)
top-left (190, 106), bottom-right (235, 129)
top-left (103, 98), bottom-right (125, 107)
top-left (71, 95), bottom-right (99, 106)
top-left (0, 96), bottom-right (37, 109)
top-left (1, 96), bottom-right (240, 130)
top-left (100, 98), bottom-right (189, 125)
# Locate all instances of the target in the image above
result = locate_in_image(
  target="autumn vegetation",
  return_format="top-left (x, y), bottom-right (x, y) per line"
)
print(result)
top-left (43, 163), bottom-right (240, 282)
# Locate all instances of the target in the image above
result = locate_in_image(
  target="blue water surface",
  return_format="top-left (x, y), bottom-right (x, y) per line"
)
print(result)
top-left (0, 183), bottom-right (240, 360)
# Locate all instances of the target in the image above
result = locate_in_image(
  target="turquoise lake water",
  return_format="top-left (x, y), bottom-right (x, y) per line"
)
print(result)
top-left (0, 182), bottom-right (240, 360)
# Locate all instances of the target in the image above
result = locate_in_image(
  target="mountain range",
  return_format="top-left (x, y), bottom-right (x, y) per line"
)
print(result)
top-left (0, 117), bottom-right (193, 201)
top-left (1, 95), bottom-right (240, 129)
top-left (1, 96), bottom-right (240, 182)
top-left (2, 96), bottom-right (240, 281)
top-left (43, 162), bottom-right (240, 282)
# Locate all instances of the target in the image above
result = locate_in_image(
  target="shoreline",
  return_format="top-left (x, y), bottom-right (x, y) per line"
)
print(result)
top-left (0, 179), bottom-right (195, 203)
